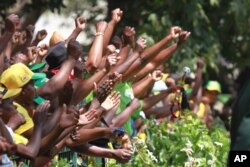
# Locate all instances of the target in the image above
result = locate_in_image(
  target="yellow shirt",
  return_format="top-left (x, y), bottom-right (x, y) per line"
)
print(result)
top-left (13, 102), bottom-right (34, 135)
top-left (197, 102), bottom-right (206, 119)
top-left (13, 133), bottom-right (28, 144)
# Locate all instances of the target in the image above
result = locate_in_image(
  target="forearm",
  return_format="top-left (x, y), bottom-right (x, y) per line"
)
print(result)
top-left (0, 119), bottom-right (13, 143)
top-left (3, 41), bottom-right (13, 59)
top-left (39, 125), bottom-right (64, 155)
top-left (114, 51), bottom-right (140, 74)
top-left (37, 58), bottom-right (76, 97)
top-left (144, 106), bottom-right (171, 119)
top-left (189, 68), bottom-right (203, 100)
top-left (71, 69), bottom-right (107, 105)
top-left (141, 34), bottom-right (172, 62)
top-left (103, 20), bottom-right (116, 52)
top-left (142, 90), bottom-right (172, 111)
top-left (31, 39), bottom-right (39, 46)
top-left (111, 99), bottom-right (140, 127)
top-left (132, 75), bottom-right (154, 98)
top-left (65, 28), bottom-right (82, 45)
top-left (0, 32), bottom-right (12, 54)
top-left (66, 127), bottom-right (112, 147)
top-left (116, 45), bottom-right (131, 65)
top-left (134, 44), bottom-right (178, 80)
top-left (41, 107), bottom-right (62, 136)
top-left (16, 126), bottom-right (42, 159)
top-left (20, 38), bottom-right (32, 55)
top-left (70, 143), bottom-right (116, 158)
top-left (86, 35), bottom-right (104, 70)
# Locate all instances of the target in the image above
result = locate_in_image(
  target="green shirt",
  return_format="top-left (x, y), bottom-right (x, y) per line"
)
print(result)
top-left (231, 79), bottom-right (250, 150)
top-left (114, 82), bottom-right (142, 136)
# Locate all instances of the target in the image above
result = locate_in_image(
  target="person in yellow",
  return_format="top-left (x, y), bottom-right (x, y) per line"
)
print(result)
top-left (0, 63), bottom-right (46, 144)
top-left (196, 80), bottom-right (221, 127)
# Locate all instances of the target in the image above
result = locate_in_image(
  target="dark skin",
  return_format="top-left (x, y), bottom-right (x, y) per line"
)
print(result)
top-left (65, 16), bottom-right (86, 45)
top-left (0, 14), bottom-right (20, 74)
top-left (132, 70), bottom-right (161, 98)
top-left (103, 8), bottom-right (123, 53)
top-left (37, 40), bottom-right (82, 100)
top-left (19, 25), bottom-right (35, 55)
top-left (134, 31), bottom-right (191, 81)
top-left (123, 28), bottom-right (189, 82)
top-left (31, 29), bottom-right (48, 46)
top-left (0, 98), bottom-right (26, 132)
top-left (86, 21), bottom-right (108, 71)
top-left (15, 101), bottom-right (49, 159)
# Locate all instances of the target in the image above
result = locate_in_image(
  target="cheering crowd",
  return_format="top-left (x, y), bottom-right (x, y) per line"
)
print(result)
top-left (0, 8), bottom-right (227, 166)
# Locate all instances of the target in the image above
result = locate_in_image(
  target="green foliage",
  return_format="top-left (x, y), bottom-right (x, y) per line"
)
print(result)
top-left (107, 112), bottom-right (229, 167)
top-left (143, 112), bottom-right (229, 167)
top-left (51, 158), bottom-right (72, 167)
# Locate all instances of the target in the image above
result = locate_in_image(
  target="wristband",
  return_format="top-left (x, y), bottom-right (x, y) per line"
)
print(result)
top-left (95, 32), bottom-right (104, 36)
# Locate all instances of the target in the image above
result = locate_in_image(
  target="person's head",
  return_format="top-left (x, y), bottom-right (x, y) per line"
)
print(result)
top-left (0, 63), bottom-right (46, 101)
top-left (45, 42), bottom-right (67, 70)
top-left (49, 31), bottom-right (65, 46)
top-left (10, 52), bottom-right (29, 65)
top-left (204, 80), bottom-right (221, 103)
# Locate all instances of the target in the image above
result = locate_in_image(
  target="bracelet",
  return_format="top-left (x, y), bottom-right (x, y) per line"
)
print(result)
top-left (95, 32), bottom-right (104, 36)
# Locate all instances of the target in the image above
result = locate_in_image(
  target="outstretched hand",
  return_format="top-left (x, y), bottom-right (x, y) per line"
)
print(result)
top-left (78, 108), bottom-right (99, 126)
top-left (101, 91), bottom-right (120, 111)
top-left (60, 105), bottom-right (79, 129)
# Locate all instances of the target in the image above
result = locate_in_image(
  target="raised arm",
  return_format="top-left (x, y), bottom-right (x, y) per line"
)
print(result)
top-left (189, 59), bottom-right (204, 100)
top-left (70, 68), bottom-right (107, 105)
top-left (65, 17), bottom-right (86, 45)
top-left (86, 21), bottom-right (107, 71)
top-left (31, 29), bottom-right (47, 46)
top-left (132, 71), bottom-right (160, 98)
top-left (0, 14), bottom-right (19, 53)
top-left (16, 101), bottom-right (48, 159)
top-left (140, 26), bottom-right (182, 62)
top-left (19, 25), bottom-right (35, 55)
top-left (103, 8), bottom-right (123, 51)
top-left (132, 31), bottom-right (191, 81)
top-left (37, 40), bottom-right (81, 98)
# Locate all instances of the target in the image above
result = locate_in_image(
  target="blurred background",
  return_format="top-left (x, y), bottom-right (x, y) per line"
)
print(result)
top-left (1, 0), bottom-right (250, 97)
